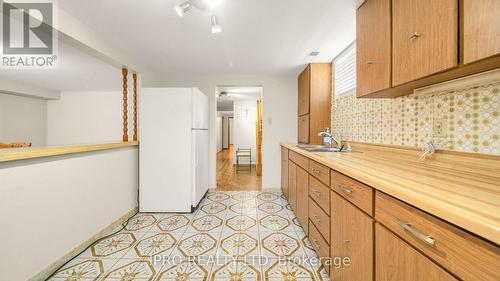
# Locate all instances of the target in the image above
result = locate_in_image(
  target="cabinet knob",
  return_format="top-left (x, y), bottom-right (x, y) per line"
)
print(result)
top-left (366, 60), bottom-right (374, 65)
top-left (313, 215), bottom-right (321, 223)
top-left (409, 32), bottom-right (421, 40)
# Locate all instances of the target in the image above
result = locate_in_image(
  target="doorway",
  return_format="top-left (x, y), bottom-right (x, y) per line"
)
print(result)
top-left (215, 86), bottom-right (263, 191)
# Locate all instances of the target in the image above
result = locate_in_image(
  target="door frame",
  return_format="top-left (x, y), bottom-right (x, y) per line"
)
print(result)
top-left (227, 117), bottom-right (234, 148)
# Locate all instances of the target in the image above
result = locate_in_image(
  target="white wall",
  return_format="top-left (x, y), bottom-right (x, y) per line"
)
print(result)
top-left (47, 91), bottom-right (124, 145)
top-left (0, 147), bottom-right (139, 281)
top-left (0, 93), bottom-right (47, 147)
top-left (233, 100), bottom-right (257, 164)
top-left (216, 116), bottom-right (223, 152)
top-left (143, 75), bottom-right (298, 189)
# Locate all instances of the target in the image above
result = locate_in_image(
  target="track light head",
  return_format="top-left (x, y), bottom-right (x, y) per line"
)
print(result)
top-left (175, 1), bottom-right (191, 18)
top-left (211, 15), bottom-right (222, 33)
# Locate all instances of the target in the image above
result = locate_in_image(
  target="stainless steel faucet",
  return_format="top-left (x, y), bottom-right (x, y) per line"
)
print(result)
top-left (318, 130), bottom-right (341, 148)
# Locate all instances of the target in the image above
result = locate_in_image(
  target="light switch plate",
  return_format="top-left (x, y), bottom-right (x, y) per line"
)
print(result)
top-left (433, 119), bottom-right (447, 138)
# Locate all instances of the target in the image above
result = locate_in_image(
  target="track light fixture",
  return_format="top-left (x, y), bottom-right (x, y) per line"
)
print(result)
top-left (211, 15), bottom-right (222, 34)
top-left (175, 0), bottom-right (223, 34)
top-left (174, 1), bottom-right (191, 18)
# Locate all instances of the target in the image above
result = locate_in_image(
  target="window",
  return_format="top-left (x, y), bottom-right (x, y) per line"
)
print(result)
top-left (334, 42), bottom-right (356, 96)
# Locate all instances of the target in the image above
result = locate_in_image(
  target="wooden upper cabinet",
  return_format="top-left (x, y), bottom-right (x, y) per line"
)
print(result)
top-left (298, 65), bottom-right (310, 116)
top-left (309, 64), bottom-right (332, 144)
top-left (376, 224), bottom-right (458, 281)
top-left (356, 0), bottom-right (391, 97)
top-left (330, 191), bottom-right (373, 281)
top-left (297, 63), bottom-right (332, 144)
top-left (463, 0), bottom-right (500, 64)
top-left (392, 0), bottom-right (458, 86)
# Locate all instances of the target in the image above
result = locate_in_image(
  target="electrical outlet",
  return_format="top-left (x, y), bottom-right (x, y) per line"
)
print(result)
top-left (433, 119), bottom-right (447, 138)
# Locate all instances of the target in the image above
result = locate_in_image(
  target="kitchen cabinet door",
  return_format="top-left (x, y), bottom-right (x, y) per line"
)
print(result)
top-left (463, 0), bottom-right (500, 64)
top-left (296, 166), bottom-right (309, 234)
top-left (298, 114), bottom-right (309, 144)
top-left (392, 0), bottom-right (458, 86)
top-left (356, 0), bottom-right (391, 97)
top-left (330, 191), bottom-right (373, 281)
top-left (288, 161), bottom-right (297, 212)
top-left (298, 65), bottom-right (310, 116)
top-left (376, 224), bottom-right (458, 281)
top-left (281, 147), bottom-right (289, 198)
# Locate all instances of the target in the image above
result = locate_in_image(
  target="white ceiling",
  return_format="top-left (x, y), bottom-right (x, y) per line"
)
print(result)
top-left (0, 39), bottom-right (123, 91)
top-left (59, 0), bottom-right (357, 77)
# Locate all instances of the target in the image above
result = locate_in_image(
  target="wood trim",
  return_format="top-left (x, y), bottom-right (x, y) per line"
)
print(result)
top-left (256, 98), bottom-right (263, 176)
top-left (227, 117), bottom-right (233, 147)
top-left (132, 72), bottom-right (138, 142)
top-left (122, 68), bottom-right (129, 142)
top-left (0, 142), bottom-right (138, 163)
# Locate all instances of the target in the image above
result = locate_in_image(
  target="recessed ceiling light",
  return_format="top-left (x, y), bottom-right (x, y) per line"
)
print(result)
top-left (175, 1), bottom-right (191, 17)
top-left (309, 51), bottom-right (320, 57)
top-left (211, 15), bottom-right (222, 33)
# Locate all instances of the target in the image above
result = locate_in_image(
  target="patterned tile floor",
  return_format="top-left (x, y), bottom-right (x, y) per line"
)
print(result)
top-left (48, 191), bottom-right (330, 281)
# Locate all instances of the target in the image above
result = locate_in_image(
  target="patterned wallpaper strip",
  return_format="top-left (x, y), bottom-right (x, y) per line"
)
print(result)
top-left (332, 80), bottom-right (500, 155)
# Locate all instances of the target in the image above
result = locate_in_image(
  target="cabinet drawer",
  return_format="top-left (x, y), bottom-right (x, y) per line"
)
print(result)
top-left (309, 160), bottom-right (330, 185)
top-left (309, 198), bottom-right (330, 244)
top-left (309, 220), bottom-right (330, 261)
top-left (309, 175), bottom-right (330, 215)
top-left (289, 150), bottom-right (308, 170)
top-left (376, 223), bottom-right (458, 281)
top-left (330, 170), bottom-right (373, 216)
top-left (376, 191), bottom-right (500, 281)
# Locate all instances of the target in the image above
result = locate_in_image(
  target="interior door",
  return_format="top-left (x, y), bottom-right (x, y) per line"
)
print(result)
top-left (193, 129), bottom-right (209, 207)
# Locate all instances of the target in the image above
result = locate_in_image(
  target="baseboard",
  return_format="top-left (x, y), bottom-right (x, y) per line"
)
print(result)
top-left (261, 187), bottom-right (282, 192)
top-left (31, 206), bottom-right (138, 281)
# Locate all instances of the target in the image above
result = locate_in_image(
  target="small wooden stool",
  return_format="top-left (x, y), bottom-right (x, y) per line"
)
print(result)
top-left (236, 148), bottom-right (252, 172)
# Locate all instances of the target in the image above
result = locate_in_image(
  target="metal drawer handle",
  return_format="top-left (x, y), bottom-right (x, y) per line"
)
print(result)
top-left (312, 169), bottom-right (320, 174)
top-left (313, 215), bottom-right (321, 223)
top-left (366, 60), bottom-right (374, 65)
top-left (312, 189), bottom-right (320, 197)
top-left (409, 32), bottom-right (421, 40)
top-left (341, 187), bottom-right (352, 195)
top-left (312, 239), bottom-right (320, 249)
top-left (396, 219), bottom-right (435, 246)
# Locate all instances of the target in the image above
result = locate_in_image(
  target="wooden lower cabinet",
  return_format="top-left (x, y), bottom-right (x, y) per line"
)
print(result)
top-left (281, 147), bottom-right (288, 198)
top-left (288, 161), bottom-right (297, 211)
top-left (376, 223), bottom-right (458, 281)
top-left (296, 166), bottom-right (309, 233)
top-left (330, 191), bottom-right (373, 281)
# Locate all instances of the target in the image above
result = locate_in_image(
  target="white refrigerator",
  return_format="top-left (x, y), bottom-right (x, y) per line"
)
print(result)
top-left (139, 88), bottom-right (209, 212)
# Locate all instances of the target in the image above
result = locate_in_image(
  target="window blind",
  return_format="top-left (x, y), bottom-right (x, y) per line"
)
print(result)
top-left (334, 43), bottom-right (356, 96)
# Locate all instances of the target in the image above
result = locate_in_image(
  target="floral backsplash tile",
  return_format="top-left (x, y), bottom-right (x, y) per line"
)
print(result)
top-left (332, 80), bottom-right (500, 155)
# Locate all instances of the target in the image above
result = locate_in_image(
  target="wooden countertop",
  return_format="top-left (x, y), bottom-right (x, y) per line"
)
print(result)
top-left (0, 142), bottom-right (139, 163)
top-left (281, 143), bottom-right (500, 245)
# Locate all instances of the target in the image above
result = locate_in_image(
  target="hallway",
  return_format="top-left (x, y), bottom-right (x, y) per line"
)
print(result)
top-left (217, 145), bottom-right (262, 191)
